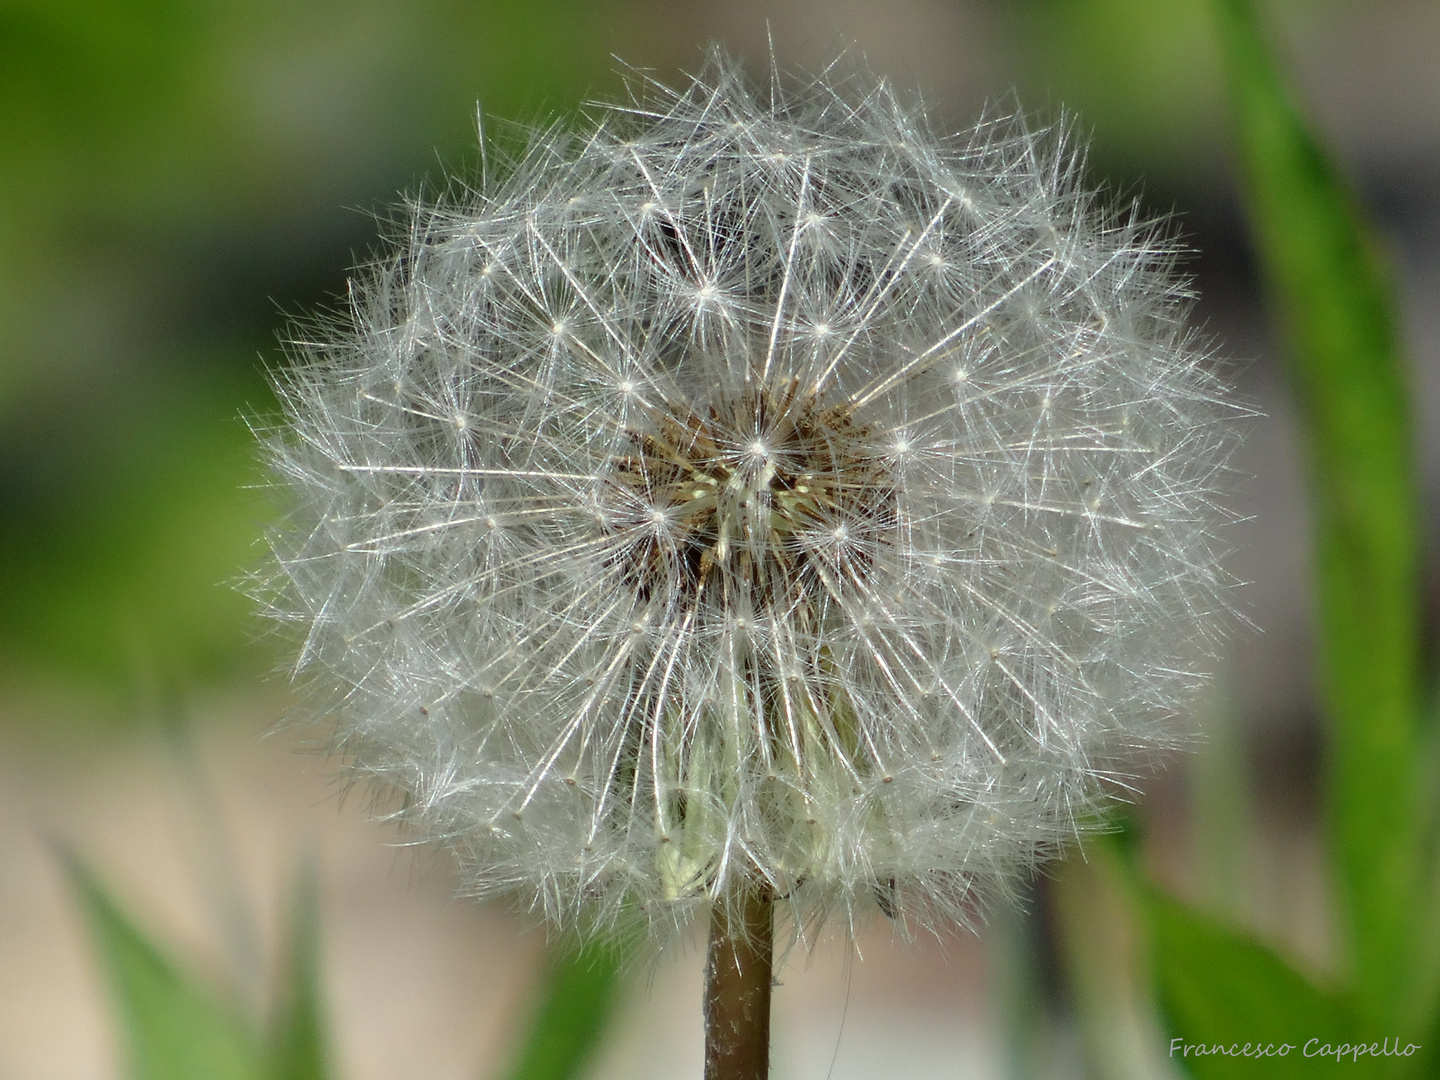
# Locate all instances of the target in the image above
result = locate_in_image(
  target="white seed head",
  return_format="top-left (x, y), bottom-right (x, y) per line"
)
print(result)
top-left (257, 50), bottom-right (1239, 939)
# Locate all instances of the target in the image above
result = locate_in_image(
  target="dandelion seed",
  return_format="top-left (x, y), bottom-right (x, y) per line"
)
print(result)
top-left (256, 49), bottom-right (1238, 955)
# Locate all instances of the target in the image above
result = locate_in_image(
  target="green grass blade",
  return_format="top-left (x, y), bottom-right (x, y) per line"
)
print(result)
top-left (1147, 891), bottom-right (1353, 1078)
top-left (266, 859), bottom-right (330, 1080)
top-left (64, 852), bottom-right (265, 1080)
top-left (1211, 0), bottom-right (1422, 1028)
top-left (498, 937), bottom-right (625, 1080)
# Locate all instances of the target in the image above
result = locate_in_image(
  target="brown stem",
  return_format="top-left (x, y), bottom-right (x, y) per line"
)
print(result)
top-left (703, 883), bottom-right (774, 1080)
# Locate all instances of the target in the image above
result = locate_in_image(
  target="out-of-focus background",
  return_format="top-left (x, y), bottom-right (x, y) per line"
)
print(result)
top-left (1, 1), bottom-right (1435, 1077)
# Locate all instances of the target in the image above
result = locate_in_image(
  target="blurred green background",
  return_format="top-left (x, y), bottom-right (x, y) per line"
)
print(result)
top-left (0, 0), bottom-right (660, 691)
top-left (1, 1), bottom-right (1435, 1078)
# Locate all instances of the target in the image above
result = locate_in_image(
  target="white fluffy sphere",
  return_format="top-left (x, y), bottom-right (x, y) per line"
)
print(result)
top-left (258, 52), bottom-right (1238, 937)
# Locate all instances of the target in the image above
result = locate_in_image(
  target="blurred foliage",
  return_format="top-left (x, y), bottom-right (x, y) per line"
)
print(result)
top-left (0, 0), bottom-right (633, 697)
top-left (266, 861), bottom-right (330, 1080)
top-left (1146, 888), bottom-right (1353, 1079)
top-left (64, 750), bottom-right (332, 1080)
top-left (498, 938), bottom-right (626, 1080)
top-left (67, 851), bottom-right (273, 1080)
top-left (0, 366), bottom-right (269, 687)
top-left (1121, 0), bottom-right (1438, 1075)
top-left (1211, 0), bottom-right (1424, 1029)
top-left (67, 829), bottom-right (618, 1080)
top-left (1010, 0), bottom-right (1227, 182)
top-left (1052, 842), bottom-right (1176, 1080)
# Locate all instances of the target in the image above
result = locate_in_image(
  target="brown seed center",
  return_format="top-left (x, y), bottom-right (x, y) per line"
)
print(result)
top-left (607, 379), bottom-right (897, 608)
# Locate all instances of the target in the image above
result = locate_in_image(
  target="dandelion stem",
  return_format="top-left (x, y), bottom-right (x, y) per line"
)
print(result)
top-left (703, 883), bottom-right (774, 1080)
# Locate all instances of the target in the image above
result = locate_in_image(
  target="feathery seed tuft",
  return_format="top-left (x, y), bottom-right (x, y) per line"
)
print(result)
top-left (257, 51), bottom-right (1240, 939)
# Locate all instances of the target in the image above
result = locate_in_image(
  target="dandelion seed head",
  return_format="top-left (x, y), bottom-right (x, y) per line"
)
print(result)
top-left (257, 49), bottom-right (1239, 940)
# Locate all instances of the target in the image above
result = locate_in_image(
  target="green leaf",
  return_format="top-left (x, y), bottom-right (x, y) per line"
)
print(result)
top-left (1146, 891), bottom-right (1360, 1078)
top-left (64, 852), bottom-right (265, 1080)
top-left (265, 860), bottom-right (329, 1080)
top-left (1211, 0), bottom-right (1423, 1029)
top-left (499, 937), bottom-right (625, 1080)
